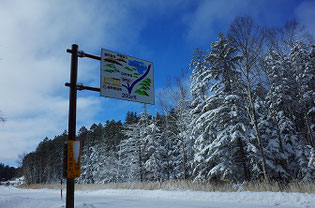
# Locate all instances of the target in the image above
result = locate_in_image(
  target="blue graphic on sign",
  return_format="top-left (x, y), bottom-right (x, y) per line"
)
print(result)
top-left (128, 60), bottom-right (147, 74)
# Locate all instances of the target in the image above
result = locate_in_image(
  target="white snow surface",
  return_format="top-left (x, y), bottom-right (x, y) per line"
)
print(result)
top-left (0, 186), bottom-right (314, 208)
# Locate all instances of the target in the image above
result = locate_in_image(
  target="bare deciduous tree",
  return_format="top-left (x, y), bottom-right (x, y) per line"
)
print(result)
top-left (0, 111), bottom-right (6, 124)
top-left (228, 16), bottom-right (269, 182)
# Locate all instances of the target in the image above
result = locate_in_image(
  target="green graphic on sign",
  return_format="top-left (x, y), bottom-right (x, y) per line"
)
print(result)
top-left (100, 49), bottom-right (154, 104)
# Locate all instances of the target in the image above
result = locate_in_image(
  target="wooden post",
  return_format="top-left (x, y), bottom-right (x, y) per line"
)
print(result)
top-left (66, 44), bottom-right (79, 208)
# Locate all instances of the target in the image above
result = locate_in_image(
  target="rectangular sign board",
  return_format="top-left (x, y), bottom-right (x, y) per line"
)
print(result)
top-left (67, 140), bottom-right (81, 178)
top-left (100, 48), bottom-right (154, 104)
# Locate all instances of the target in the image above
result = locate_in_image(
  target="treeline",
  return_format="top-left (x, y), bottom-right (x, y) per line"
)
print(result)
top-left (21, 133), bottom-right (67, 183)
top-left (21, 16), bottom-right (314, 184)
top-left (21, 114), bottom-right (133, 184)
top-left (0, 163), bottom-right (19, 181)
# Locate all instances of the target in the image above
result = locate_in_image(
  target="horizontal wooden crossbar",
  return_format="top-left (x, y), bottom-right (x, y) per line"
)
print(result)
top-left (65, 83), bottom-right (100, 92)
top-left (66, 49), bottom-right (101, 61)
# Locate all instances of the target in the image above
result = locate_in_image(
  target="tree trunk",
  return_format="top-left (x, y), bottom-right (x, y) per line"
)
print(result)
top-left (138, 145), bottom-right (143, 182)
top-left (237, 138), bottom-right (250, 181)
top-left (248, 86), bottom-right (269, 182)
top-left (305, 115), bottom-right (315, 148)
top-left (182, 142), bottom-right (188, 180)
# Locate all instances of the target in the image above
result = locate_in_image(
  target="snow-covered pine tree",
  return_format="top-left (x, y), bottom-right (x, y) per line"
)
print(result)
top-left (265, 49), bottom-right (301, 180)
top-left (79, 123), bottom-right (104, 183)
top-left (86, 122), bottom-right (123, 183)
top-left (289, 42), bottom-right (315, 179)
top-left (119, 122), bottom-right (141, 182)
top-left (158, 71), bottom-right (194, 180)
top-left (254, 96), bottom-right (290, 180)
top-left (119, 115), bottom-right (150, 182)
top-left (265, 21), bottom-right (315, 180)
top-left (191, 33), bottom-right (255, 182)
top-left (190, 48), bottom-right (208, 112)
top-left (170, 73), bottom-right (195, 180)
top-left (78, 126), bottom-right (90, 183)
top-left (143, 114), bottom-right (165, 181)
top-left (163, 110), bottom-right (183, 180)
top-left (85, 143), bottom-right (118, 183)
top-left (296, 144), bottom-right (315, 180)
top-left (289, 42), bottom-right (315, 148)
top-left (190, 48), bottom-right (211, 181)
top-left (146, 110), bottom-right (180, 181)
top-left (174, 99), bottom-right (194, 180)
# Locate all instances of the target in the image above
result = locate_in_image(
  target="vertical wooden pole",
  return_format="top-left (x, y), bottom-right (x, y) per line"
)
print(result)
top-left (66, 44), bottom-right (78, 208)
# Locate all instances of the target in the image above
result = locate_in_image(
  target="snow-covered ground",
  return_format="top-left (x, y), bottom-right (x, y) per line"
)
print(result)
top-left (0, 176), bottom-right (24, 187)
top-left (0, 186), bottom-right (314, 208)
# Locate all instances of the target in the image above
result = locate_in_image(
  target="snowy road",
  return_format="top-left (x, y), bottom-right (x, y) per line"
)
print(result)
top-left (0, 186), bottom-right (314, 208)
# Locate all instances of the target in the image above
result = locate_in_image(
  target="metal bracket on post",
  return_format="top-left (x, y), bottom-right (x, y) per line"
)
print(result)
top-left (77, 50), bottom-right (85, 58)
top-left (66, 49), bottom-right (101, 61)
top-left (65, 82), bottom-right (100, 92)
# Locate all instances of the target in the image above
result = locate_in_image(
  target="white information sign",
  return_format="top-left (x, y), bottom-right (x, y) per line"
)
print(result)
top-left (100, 49), bottom-right (154, 104)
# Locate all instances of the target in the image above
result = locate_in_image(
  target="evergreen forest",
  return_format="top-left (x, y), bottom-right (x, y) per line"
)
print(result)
top-left (21, 17), bottom-right (314, 185)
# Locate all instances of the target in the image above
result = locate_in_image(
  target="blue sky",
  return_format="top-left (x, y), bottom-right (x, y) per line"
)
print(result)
top-left (0, 0), bottom-right (314, 166)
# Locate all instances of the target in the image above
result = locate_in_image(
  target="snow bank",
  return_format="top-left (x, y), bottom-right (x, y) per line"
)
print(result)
top-left (80, 189), bottom-right (315, 207)
top-left (0, 186), bottom-right (314, 208)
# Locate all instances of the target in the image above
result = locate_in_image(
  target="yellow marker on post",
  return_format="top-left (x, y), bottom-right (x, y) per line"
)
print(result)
top-left (67, 140), bottom-right (81, 178)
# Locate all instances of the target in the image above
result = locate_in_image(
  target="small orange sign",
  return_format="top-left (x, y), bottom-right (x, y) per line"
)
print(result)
top-left (67, 140), bottom-right (81, 178)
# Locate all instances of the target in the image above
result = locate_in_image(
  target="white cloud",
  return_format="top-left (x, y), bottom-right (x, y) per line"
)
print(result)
top-left (0, 0), bottom-right (195, 165)
top-left (0, 0), bottom-right (150, 165)
top-left (182, 0), bottom-right (252, 44)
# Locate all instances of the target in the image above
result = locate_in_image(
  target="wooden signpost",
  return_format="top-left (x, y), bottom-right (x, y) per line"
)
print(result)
top-left (65, 44), bottom-right (154, 208)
